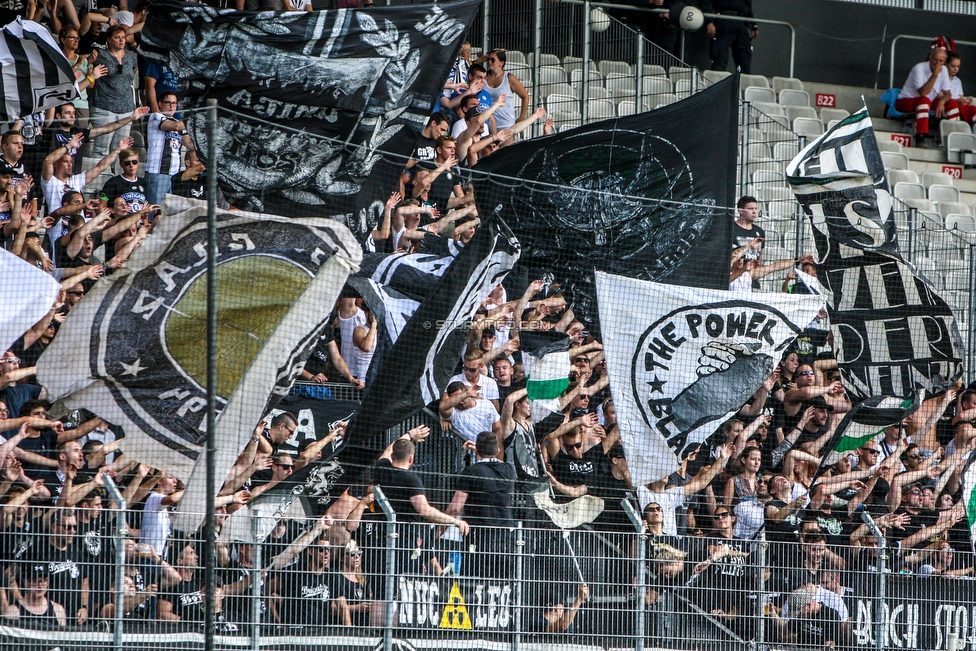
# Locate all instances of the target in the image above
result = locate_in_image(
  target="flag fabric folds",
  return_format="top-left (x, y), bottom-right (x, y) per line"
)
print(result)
top-left (787, 108), bottom-right (964, 401)
top-left (0, 249), bottom-right (60, 354)
top-left (337, 216), bottom-right (520, 480)
top-left (220, 396), bottom-right (360, 542)
top-left (36, 195), bottom-right (362, 532)
top-left (470, 74), bottom-right (740, 328)
top-left (815, 394), bottom-right (919, 474)
top-left (0, 18), bottom-right (78, 122)
top-left (522, 330), bottom-right (571, 401)
top-left (138, 0), bottom-right (479, 237)
top-left (595, 271), bottom-right (823, 487)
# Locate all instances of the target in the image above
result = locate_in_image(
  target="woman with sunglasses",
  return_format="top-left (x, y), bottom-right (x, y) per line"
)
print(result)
top-left (59, 27), bottom-right (106, 127)
top-left (687, 505), bottom-right (750, 622)
top-left (88, 25), bottom-right (139, 158)
top-left (333, 541), bottom-right (373, 627)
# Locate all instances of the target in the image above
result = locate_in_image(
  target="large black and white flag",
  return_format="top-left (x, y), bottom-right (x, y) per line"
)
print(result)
top-left (787, 108), bottom-right (899, 254)
top-left (0, 18), bottom-right (78, 122)
top-left (336, 217), bottom-right (520, 480)
top-left (787, 109), bottom-right (964, 400)
top-left (471, 75), bottom-right (740, 328)
top-left (139, 0), bottom-right (479, 238)
top-left (595, 271), bottom-right (823, 487)
top-left (36, 196), bottom-right (362, 532)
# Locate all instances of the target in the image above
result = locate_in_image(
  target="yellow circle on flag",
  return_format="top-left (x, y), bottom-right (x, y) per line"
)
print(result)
top-left (166, 256), bottom-right (311, 399)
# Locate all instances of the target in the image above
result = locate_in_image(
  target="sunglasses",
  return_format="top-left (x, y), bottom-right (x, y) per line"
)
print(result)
top-left (566, 442), bottom-right (582, 449)
top-left (797, 370), bottom-right (815, 377)
top-left (122, 159), bottom-right (139, 166)
top-left (862, 448), bottom-right (879, 454)
top-left (715, 513), bottom-right (731, 518)
top-left (573, 358), bottom-right (588, 364)
top-left (644, 506), bottom-right (662, 513)
top-left (462, 365), bottom-right (480, 372)
top-left (907, 454), bottom-right (922, 460)
top-left (2, 357), bottom-right (21, 363)
top-left (67, 290), bottom-right (84, 296)
top-left (347, 550), bottom-right (362, 557)
top-left (275, 464), bottom-right (294, 471)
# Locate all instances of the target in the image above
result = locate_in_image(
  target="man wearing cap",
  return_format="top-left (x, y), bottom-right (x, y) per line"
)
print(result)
top-left (782, 583), bottom-right (844, 648)
top-left (3, 563), bottom-right (67, 627)
top-left (43, 103), bottom-right (150, 176)
top-left (772, 398), bottom-right (834, 470)
top-left (25, 508), bottom-right (88, 625)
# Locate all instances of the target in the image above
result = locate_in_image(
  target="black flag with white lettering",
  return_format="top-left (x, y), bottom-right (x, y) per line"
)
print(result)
top-left (139, 0), bottom-right (479, 238)
top-left (336, 216), bottom-right (520, 486)
top-left (787, 110), bottom-right (964, 400)
top-left (470, 74), bottom-right (739, 328)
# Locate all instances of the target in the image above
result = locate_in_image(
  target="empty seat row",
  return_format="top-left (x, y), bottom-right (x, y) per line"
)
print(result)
top-left (743, 86), bottom-right (811, 108)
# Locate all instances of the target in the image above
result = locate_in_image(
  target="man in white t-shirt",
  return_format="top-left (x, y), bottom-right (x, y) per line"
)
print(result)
top-left (637, 442), bottom-right (732, 536)
top-left (896, 47), bottom-right (954, 145)
top-left (41, 133), bottom-right (131, 213)
top-left (447, 348), bottom-right (499, 412)
top-left (439, 380), bottom-right (502, 444)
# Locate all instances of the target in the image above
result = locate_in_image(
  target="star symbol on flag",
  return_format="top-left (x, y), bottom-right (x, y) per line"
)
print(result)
top-left (647, 375), bottom-right (666, 394)
top-left (120, 358), bottom-right (146, 377)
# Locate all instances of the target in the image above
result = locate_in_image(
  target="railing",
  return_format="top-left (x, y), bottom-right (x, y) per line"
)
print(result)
top-left (2, 502), bottom-right (972, 651)
top-left (888, 34), bottom-right (976, 90)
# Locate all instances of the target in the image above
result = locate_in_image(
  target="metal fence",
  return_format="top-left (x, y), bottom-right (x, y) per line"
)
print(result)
top-left (2, 493), bottom-right (972, 651)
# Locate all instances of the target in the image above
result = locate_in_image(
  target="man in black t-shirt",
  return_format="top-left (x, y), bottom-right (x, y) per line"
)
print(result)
top-left (731, 195), bottom-right (765, 289)
top-left (446, 432), bottom-right (515, 576)
top-left (549, 428), bottom-right (606, 502)
top-left (372, 430), bottom-right (467, 531)
top-left (731, 195), bottom-right (765, 251)
top-left (398, 113), bottom-right (450, 196)
top-left (25, 509), bottom-right (88, 625)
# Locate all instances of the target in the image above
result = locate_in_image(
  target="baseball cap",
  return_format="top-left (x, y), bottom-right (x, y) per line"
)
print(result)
top-left (0, 162), bottom-right (14, 177)
top-left (112, 10), bottom-right (134, 26)
top-left (802, 395), bottom-right (834, 412)
top-left (26, 564), bottom-right (49, 579)
top-left (608, 444), bottom-right (626, 459)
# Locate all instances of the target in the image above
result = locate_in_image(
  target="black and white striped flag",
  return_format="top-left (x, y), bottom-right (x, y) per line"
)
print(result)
top-left (0, 18), bottom-right (78, 123)
top-left (787, 109), bottom-right (964, 400)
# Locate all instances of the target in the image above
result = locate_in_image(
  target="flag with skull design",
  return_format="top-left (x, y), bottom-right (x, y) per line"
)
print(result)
top-left (139, 0), bottom-right (480, 237)
top-left (595, 271), bottom-right (824, 487)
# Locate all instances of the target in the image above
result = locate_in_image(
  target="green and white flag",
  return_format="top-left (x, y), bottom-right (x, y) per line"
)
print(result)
top-left (521, 330), bottom-right (571, 423)
top-left (815, 393), bottom-right (920, 475)
top-left (37, 195), bottom-right (362, 532)
top-left (963, 453), bottom-right (976, 553)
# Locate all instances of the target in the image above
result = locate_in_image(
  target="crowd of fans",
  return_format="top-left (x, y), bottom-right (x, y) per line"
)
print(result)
top-left (0, 3), bottom-right (972, 646)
